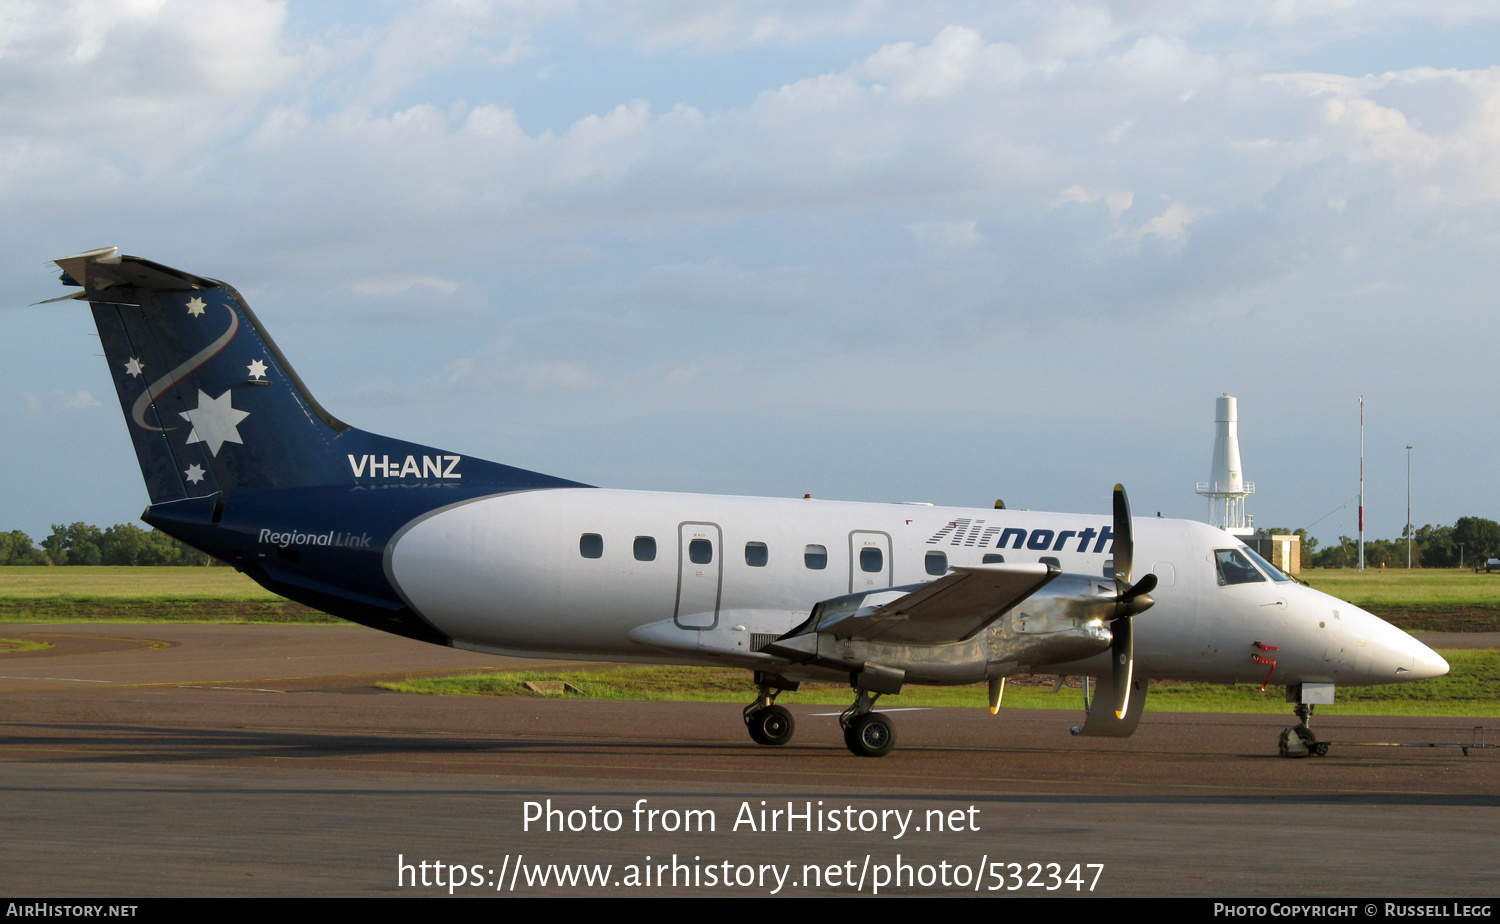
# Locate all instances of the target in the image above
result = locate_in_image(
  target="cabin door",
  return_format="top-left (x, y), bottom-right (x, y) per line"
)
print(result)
top-left (674, 522), bottom-right (723, 629)
top-left (848, 530), bottom-right (893, 593)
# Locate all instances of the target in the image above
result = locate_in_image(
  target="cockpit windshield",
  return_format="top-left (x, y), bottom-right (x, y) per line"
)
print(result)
top-left (1214, 548), bottom-right (1265, 585)
top-left (1240, 546), bottom-right (1293, 583)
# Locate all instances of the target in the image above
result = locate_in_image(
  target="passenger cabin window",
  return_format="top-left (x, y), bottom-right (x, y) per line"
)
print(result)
top-left (860, 548), bottom-right (884, 573)
top-left (805, 545), bottom-right (828, 570)
top-left (1241, 546), bottom-right (1293, 583)
top-left (1215, 548), bottom-right (1265, 585)
top-left (689, 538), bottom-right (713, 565)
top-left (745, 542), bottom-right (768, 567)
top-left (633, 536), bottom-right (656, 562)
top-left (925, 551), bottom-right (948, 576)
top-left (982, 553), bottom-right (1004, 564)
top-left (579, 533), bottom-right (603, 559)
top-left (1039, 556), bottom-right (1061, 569)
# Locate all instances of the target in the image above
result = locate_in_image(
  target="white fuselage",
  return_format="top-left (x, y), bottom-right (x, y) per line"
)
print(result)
top-left (385, 488), bottom-right (1447, 688)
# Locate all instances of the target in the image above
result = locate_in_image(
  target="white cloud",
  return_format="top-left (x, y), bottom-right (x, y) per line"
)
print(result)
top-left (350, 275), bottom-right (460, 297)
top-left (0, 0), bottom-right (296, 142)
top-left (909, 220), bottom-right (981, 247)
top-left (860, 26), bottom-right (1027, 102)
top-left (1136, 201), bottom-right (1206, 241)
top-left (1059, 185), bottom-right (1135, 220)
top-left (23, 389), bottom-right (102, 415)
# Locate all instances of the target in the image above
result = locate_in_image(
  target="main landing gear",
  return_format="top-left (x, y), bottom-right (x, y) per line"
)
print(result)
top-left (1278, 703), bottom-right (1330, 758)
top-left (840, 688), bottom-right (895, 758)
top-left (744, 675), bottom-right (797, 747)
top-left (741, 672), bottom-right (897, 757)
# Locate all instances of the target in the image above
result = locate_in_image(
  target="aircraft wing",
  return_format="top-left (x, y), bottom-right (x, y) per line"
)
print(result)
top-left (817, 563), bottom-right (1060, 645)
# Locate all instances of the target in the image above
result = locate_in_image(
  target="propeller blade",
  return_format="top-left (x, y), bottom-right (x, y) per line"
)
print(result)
top-left (988, 676), bottom-right (1005, 715)
top-left (1117, 572), bottom-right (1158, 618)
top-left (1112, 484), bottom-right (1133, 587)
top-left (1109, 615), bottom-right (1135, 720)
top-left (1124, 572), bottom-right (1158, 599)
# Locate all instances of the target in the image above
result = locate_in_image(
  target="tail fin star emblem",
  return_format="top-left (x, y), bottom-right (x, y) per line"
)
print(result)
top-left (179, 389), bottom-right (249, 456)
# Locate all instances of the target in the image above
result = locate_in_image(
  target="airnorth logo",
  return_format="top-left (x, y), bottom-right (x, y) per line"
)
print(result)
top-left (926, 520), bottom-right (1114, 554)
top-left (348, 454), bottom-right (461, 479)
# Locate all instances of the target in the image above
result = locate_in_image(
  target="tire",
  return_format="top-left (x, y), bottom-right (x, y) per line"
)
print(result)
top-left (844, 712), bottom-right (896, 757)
top-left (748, 705), bottom-right (795, 746)
top-left (747, 716), bottom-right (770, 745)
top-left (1278, 727), bottom-right (1309, 758)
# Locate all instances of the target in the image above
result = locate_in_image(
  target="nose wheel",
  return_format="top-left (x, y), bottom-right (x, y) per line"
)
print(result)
top-left (1279, 703), bottom-right (1330, 758)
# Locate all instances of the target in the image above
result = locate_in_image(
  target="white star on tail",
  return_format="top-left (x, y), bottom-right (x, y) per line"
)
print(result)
top-left (124, 357), bottom-right (144, 377)
top-left (186, 296), bottom-right (206, 317)
top-left (184, 464), bottom-right (206, 484)
top-left (247, 359), bottom-right (267, 380)
top-left (179, 389), bottom-right (249, 457)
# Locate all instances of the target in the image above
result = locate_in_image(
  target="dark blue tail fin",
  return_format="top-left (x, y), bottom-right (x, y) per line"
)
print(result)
top-left (57, 248), bottom-right (355, 504)
top-left (54, 248), bottom-right (579, 506)
top-left (53, 249), bottom-right (585, 644)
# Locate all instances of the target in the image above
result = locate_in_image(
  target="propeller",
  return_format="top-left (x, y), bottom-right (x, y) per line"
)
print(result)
top-left (1107, 484), bottom-right (1157, 720)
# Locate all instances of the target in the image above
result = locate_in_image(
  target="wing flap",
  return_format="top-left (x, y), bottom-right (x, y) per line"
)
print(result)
top-left (823, 562), bottom-right (1059, 645)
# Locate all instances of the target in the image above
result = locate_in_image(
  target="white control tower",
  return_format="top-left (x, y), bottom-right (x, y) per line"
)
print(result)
top-left (1196, 394), bottom-right (1255, 535)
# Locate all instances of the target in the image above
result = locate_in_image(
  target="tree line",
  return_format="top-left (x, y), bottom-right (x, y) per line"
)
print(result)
top-left (1264, 517), bottom-right (1500, 569)
top-left (0, 523), bottom-right (220, 566)
top-left (5, 515), bottom-right (1497, 570)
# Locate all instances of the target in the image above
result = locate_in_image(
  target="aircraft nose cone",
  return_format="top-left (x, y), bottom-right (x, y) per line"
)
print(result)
top-left (1407, 637), bottom-right (1450, 681)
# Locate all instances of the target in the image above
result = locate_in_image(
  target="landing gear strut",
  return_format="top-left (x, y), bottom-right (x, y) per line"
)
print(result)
top-left (1279, 703), bottom-right (1330, 758)
top-left (744, 675), bottom-right (796, 746)
top-left (840, 687), bottom-right (895, 757)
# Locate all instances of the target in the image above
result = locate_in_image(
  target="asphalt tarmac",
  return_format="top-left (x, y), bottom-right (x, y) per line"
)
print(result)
top-left (0, 624), bottom-right (1495, 897)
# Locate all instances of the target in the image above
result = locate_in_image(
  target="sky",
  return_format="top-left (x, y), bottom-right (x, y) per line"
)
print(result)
top-left (3, 0), bottom-right (1498, 549)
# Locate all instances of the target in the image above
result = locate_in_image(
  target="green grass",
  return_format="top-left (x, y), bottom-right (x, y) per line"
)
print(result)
top-left (1293, 570), bottom-right (1500, 631)
top-left (0, 637), bottom-right (53, 654)
top-left (1300, 569), bottom-right (1500, 606)
top-left (0, 566), bottom-right (281, 599)
top-left (0, 597), bottom-right (342, 624)
top-left (0, 566), bottom-right (343, 623)
top-left (376, 649), bottom-right (1500, 717)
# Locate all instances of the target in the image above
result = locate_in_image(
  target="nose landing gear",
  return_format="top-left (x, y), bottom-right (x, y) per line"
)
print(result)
top-left (1279, 703), bottom-right (1330, 758)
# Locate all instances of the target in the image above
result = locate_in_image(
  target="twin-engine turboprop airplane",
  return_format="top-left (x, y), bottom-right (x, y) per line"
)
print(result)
top-left (45, 248), bottom-right (1450, 757)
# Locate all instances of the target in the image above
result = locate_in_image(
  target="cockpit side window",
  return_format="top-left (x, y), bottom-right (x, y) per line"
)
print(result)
top-left (1215, 548), bottom-right (1265, 585)
top-left (1240, 546), bottom-right (1293, 583)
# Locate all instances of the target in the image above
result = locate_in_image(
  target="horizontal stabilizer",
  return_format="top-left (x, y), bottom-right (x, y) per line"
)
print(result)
top-left (55, 248), bottom-right (217, 292)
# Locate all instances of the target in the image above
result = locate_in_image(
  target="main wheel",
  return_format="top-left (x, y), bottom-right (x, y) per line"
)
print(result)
top-left (747, 705), bottom-right (795, 746)
top-left (844, 712), bottom-right (895, 757)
